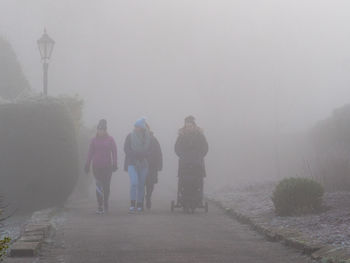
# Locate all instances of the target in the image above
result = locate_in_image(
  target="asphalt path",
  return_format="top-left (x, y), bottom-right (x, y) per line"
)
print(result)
top-left (38, 182), bottom-right (315, 263)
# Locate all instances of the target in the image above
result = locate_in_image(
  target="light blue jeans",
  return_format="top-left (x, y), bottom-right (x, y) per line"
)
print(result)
top-left (128, 165), bottom-right (148, 203)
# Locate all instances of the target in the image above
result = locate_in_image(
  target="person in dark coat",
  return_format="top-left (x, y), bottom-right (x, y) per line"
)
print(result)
top-left (175, 116), bottom-right (208, 204)
top-left (145, 125), bottom-right (163, 210)
top-left (175, 116), bottom-right (208, 177)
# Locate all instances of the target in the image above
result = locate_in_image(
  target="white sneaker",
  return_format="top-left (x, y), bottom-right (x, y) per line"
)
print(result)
top-left (129, 207), bottom-right (136, 214)
top-left (96, 208), bottom-right (104, 215)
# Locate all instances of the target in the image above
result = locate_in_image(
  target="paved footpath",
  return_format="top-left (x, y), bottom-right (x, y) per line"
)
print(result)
top-left (35, 188), bottom-right (315, 263)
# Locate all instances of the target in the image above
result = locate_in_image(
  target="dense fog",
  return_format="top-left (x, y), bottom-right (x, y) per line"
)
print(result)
top-left (2, 0), bottom-right (350, 191)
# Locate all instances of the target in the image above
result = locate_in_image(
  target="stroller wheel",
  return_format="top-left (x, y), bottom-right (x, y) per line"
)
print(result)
top-left (171, 200), bottom-right (175, 212)
top-left (204, 202), bottom-right (209, 213)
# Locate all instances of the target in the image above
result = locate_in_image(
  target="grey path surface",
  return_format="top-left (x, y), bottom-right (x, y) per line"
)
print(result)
top-left (38, 190), bottom-right (315, 263)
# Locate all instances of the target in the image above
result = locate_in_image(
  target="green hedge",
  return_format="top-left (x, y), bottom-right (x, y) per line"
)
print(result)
top-left (0, 99), bottom-right (79, 210)
top-left (272, 177), bottom-right (324, 216)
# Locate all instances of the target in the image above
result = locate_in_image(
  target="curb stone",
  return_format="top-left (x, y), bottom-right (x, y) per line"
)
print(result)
top-left (8, 208), bottom-right (58, 258)
top-left (9, 242), bottom-right (41, 257)
top-left (208, 198), bottom-right (350, 263)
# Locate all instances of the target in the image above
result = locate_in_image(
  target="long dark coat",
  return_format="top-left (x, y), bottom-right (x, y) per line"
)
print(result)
top-left (175, 127), bottom-right (208, 178)
top-left (146, 135), bottom-right (163, 184)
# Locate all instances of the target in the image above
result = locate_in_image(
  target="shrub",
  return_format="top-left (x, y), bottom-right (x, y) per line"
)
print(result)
top-left (57, 95), bottom-right (84, 129)
top-left (272, 177), bottom-right (324, 216)
top-left (0, 37), bottom-right (30, 99)
top-left (310, 104), bottom-right (350, 191)
top-left (0, 209), bottom-right (11, 261)
top-left (0, 98), bottom-right (79, 211)
top-left (0, 237), bottom-right (10, 261)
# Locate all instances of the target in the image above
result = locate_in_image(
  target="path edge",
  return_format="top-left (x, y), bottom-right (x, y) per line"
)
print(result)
top-left (208, 197), bottom-right (350, 263)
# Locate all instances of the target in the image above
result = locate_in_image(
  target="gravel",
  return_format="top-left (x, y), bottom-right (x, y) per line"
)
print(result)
top-left (0, 214), bottom-right (30, 241)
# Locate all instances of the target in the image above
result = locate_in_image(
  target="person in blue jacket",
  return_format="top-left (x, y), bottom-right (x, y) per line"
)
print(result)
top-left (124, 118), bottom-right (151, 213)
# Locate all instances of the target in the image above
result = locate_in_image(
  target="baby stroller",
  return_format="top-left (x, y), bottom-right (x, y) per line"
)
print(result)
top-left (171, 165), bottom-right (208, 213)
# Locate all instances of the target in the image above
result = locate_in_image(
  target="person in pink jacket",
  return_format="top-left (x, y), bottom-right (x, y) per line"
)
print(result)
top-left (85, 119), bottom-right (117, 214)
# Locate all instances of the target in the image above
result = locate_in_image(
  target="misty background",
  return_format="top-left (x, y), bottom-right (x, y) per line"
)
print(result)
top-left (1, 0), bottom-right (350, 191)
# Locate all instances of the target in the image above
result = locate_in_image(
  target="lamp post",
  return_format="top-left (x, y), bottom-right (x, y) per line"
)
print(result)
top-left (37, 29), bottom-right (55, 96)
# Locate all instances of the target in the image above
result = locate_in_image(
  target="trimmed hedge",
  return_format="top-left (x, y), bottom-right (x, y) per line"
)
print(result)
top-left (310, 104), bottom-right (350, 191)
top-left (272, 177), bottom-right (324, 216)
top-left (0, 37), bottom-right (30, 99)
top-left (0, 99), bottom-right (79, 210)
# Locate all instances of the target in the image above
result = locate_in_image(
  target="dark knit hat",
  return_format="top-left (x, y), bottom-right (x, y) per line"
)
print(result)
top-left (185, 115), bottom-right (196, 124)
top-left (97, 119), bottom-right (107, 130)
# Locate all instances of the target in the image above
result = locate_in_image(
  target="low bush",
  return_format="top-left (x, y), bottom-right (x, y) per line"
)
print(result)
top-left (0, 236), bottom-right (10, 261)
top-left (0, 98), bottom-right (79, 210)
top-left (0, 209), bottom-right (10, 261)
top-left (272, 177), bottom-right (324, 216)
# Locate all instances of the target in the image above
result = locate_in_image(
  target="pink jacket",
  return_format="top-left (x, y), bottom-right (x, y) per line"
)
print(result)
top-left (86, 135), bottom-right (117, 169)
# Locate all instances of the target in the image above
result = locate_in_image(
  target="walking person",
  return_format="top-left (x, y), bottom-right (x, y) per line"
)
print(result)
top-left (145, 124), bottom-right (163, 210)
top-left (85, 119), bottom-right (118, 214)
top-left (175, 116), bottom-right (208, 211)
top-left (124, 118), bottom-right (151, 213)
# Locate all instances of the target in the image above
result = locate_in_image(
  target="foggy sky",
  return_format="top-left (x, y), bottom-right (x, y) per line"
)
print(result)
top-left (1, 0), bottom-right (350, 187)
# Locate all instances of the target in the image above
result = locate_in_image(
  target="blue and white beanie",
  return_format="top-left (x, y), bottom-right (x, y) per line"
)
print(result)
top-left (134, 117), bottom-right (147, 129)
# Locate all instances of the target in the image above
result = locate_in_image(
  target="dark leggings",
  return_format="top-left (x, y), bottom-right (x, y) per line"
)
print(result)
top-left (145, 178), bottom-right (154, 201)
top-left (145, 173), bottom-right (157, 201)
top-left (93, 167), bottom-right (112, 209)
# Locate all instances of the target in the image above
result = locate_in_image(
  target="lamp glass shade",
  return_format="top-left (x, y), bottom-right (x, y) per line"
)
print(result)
top-left (37, 30), bottom-right (55, 60)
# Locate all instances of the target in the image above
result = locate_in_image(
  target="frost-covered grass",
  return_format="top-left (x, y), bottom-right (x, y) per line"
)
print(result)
top-left (211, 182), bottom-right (350, 248)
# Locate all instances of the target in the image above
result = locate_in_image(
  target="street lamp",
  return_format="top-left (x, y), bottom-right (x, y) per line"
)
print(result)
top-left (37, 29), bottom-right (55, 96)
